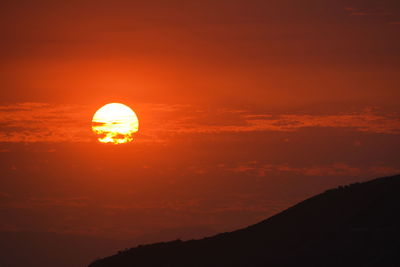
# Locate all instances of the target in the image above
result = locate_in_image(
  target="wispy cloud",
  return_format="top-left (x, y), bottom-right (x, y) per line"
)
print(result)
top-left (345, 7), bottom-right (370, 16)
top-left (344, 5), bottom-right (400, 25)
top-left (226, 161), bottom-right (400, 178)
top-left (0, 103), bottom-right (91, 143)
top-left (157, 108), bottom-right (400, 135)
top-left (0, 103), bottom-right (399, 143)
top-left (344, 7), bottom-right (392, 17)
top-left (0, 196), bottom-right (89, 209)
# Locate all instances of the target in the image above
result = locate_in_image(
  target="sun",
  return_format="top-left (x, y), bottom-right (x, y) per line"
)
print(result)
top-left (92, 103), bottom-right (139, 144)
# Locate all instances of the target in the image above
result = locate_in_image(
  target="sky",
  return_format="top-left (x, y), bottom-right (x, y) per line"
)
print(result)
top-left (0, 0), bottom-right (399, 266)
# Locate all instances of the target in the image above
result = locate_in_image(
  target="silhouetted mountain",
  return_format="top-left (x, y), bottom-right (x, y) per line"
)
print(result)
top-left (89, 174), bottom-right (400, 267)
top-left (129, 226), bottom-right (216, 246)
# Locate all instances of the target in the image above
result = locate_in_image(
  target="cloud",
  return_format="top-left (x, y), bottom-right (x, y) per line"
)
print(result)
top-left (161, 109), bottom-right (400, 135)
top-left (0, 103), bottom-right (92, 143)
top-left (245, 113), bottom-right (400, 134)
top-left (344, 7), bottom-right (393, 17)
top-left (344, 5), bottom-right (400, 24)
top-left (226, 161), bottom-right (400, 178)
top-left (0, 197), bottom-right (89, 209)
top-left (0, 103), bottom-right (399, 143)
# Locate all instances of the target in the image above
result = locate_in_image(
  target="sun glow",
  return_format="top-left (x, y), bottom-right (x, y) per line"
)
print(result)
top-left (92, 103), bottom-right (139, 144)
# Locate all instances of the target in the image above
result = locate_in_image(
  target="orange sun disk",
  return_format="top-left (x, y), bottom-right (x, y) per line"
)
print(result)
top-left (92, 103), bottom-right (139, 144)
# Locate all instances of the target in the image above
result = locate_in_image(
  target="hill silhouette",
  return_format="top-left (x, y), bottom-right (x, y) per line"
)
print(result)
top-left (89, 174), bottom-right (400, 267)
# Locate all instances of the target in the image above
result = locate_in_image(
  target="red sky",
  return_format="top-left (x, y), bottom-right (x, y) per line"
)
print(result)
top-left (0, 0), bottom-right (399, 265)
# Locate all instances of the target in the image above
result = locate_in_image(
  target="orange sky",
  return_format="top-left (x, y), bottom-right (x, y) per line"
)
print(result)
top-left (0, 0), bottom-right (399, 262)
top-left (1, 0), bottom-right (399, 107)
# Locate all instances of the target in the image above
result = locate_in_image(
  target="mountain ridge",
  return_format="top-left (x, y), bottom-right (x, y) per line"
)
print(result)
top-left (89, 174), bottom-right (400, 267)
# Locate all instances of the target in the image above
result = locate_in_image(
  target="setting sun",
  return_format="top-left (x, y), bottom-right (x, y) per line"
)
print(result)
top-left (92, 103), bottom-right (139, 144)
top-left (2, 1), bottom-right (400, 266)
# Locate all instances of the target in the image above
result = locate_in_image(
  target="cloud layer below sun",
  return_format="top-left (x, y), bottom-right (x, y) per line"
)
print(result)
top-left (0, 102), bottom-right (399, 143)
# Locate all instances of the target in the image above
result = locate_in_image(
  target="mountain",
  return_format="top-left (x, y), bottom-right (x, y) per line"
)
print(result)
top-left (89, 174), bottom-right (400, 267)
